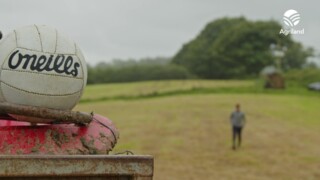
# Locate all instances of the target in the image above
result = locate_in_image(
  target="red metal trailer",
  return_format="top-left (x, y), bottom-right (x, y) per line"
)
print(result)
top-left (0, 115), bottom-right (154, 179)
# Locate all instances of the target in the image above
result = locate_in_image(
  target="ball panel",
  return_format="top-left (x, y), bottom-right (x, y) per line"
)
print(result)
top-left (75, 44), bottom-right (87, 87)
top-left (1, 70), bottom-right (83, 95)
top-left (16, 25), bottom-right (42, 51)
top-left (37, 25), bottom-right (57, 53)
top-left (0, 32), bottom-right (17, 66)
top-left (0, 32), bottom-right (17, 102)
top-left (1, 84), bottom-right (82, 109)
top-left (55, 31), bottom-right (76, 54)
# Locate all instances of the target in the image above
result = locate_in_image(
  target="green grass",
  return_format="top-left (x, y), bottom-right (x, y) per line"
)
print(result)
top-left (81, 80), bottom-right (320, 103)
top-left (81, 80), bottom-right (254, 102)
top-left (75, 80), bottom-right (320, 180)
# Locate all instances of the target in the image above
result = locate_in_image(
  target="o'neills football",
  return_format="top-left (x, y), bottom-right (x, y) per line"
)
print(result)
top-left (0, 25), bottom-right (87, 122)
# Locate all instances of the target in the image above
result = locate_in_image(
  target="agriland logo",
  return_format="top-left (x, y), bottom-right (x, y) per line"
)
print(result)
top-left (279, 9), bottom-right (304, 36)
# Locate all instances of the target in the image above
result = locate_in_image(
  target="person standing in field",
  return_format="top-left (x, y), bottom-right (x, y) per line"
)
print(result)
top-left (230, 104), bottom-right (246, 150)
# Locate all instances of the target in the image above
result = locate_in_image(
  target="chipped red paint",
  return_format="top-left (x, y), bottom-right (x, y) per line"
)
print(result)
top-left (0, 114), bottom-right (119, 155)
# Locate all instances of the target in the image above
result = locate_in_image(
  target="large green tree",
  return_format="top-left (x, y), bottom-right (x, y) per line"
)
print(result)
top-left (172, 17), bottom-right (313, 79)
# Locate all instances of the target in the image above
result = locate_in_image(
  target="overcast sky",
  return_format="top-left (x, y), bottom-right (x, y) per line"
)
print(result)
top-left (1, 0), bottom-right (319, 64)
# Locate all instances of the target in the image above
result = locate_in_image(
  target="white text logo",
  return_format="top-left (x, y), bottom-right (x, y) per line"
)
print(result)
top-left (279, 9), bottom-right (304, 36)
top-left (283, 9), bottom-right (300, 27)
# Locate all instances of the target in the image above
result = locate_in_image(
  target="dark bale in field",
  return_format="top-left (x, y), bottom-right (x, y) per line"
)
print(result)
top-left (261, 66), bottom-right (285, 89)
top-left (265, 73), bottom-right (285, 89)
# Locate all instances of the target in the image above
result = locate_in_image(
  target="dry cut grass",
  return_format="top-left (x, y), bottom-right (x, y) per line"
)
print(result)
top-left (76, 94), bottom-right (320, 180)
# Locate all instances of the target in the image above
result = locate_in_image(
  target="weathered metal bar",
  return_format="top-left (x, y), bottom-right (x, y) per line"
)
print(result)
top-left (0, 155), bottom-right (153, 179)
top-left (0, 102), bottom-right (92, 124)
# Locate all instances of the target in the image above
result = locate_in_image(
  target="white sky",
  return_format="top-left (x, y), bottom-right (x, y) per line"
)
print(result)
top-left (1, 0), bottom-right (319, 64)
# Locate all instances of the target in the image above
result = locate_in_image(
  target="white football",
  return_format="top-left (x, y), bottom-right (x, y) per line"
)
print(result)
top-left (0, 25), bottom-right (87, 110)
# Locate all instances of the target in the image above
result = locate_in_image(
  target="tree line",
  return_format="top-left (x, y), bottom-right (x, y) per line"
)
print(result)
top-left (88, 17), bottom-right (316, 84)
top-left (87, 57), bottom-right (193, 84)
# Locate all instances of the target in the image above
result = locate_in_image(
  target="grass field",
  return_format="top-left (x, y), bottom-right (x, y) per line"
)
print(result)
top-left (80, 80), bottom-right (254, 102)
top-left (76, 80), bottom-right (320, 180)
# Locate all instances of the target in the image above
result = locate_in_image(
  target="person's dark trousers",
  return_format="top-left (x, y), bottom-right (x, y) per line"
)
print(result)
top-left (232, 126), bottom-right (242, 149)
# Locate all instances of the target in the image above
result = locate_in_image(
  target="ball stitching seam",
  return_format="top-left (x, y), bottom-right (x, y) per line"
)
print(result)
top-left (1, 81), bottom-right (82, 97)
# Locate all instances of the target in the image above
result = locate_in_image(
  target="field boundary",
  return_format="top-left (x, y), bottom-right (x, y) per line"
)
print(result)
top-left (80, 86), bottom-right (320, 103)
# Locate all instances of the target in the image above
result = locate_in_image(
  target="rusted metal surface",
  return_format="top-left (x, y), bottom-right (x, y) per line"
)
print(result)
top-left (0, 114), bottom-right (119, 155)
top-left (0, 102), bottom-right (92, 124)
top-left (0, 155), bottom-right (153, 179)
